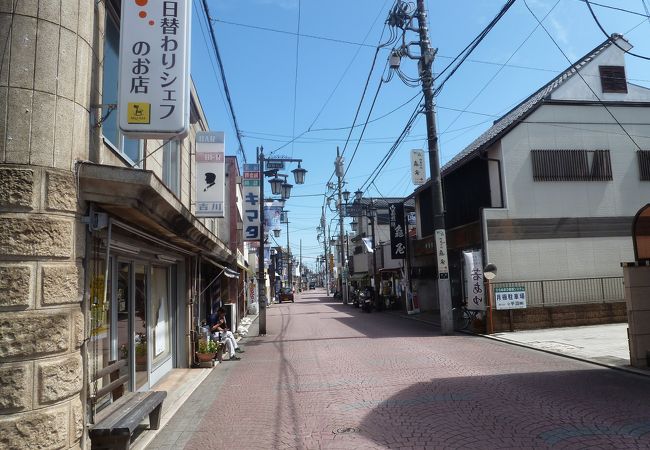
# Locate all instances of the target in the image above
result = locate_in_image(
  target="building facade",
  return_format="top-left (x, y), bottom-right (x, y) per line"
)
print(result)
top-left (0, 1), bottom-right (244, 448)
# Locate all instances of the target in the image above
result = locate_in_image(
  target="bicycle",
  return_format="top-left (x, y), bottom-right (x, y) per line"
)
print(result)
top-left (453, 304), bottom-right (481, 331)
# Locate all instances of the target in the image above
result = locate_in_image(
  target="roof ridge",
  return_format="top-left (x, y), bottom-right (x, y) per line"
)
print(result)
top-left (441, 35), bottom-right (620, 174)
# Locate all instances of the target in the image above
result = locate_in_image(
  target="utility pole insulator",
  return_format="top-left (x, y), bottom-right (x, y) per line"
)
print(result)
top-left (389, 50), bottom-right (401, 69)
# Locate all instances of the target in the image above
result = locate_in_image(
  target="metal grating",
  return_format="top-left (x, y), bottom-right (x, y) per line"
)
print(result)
top-left (531, 149), bottom-right (612, 182)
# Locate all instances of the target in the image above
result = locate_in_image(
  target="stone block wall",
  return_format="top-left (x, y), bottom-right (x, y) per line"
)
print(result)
top-left (0, 166), bottom-right (85, 449)
top-left (491, 302), bottom-right (628, 332)
top-left (1, 0), bottom-right (96, 446)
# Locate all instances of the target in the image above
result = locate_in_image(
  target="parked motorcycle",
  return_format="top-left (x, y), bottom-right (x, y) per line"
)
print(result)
top-left (359, 288), bottom-right (373, 313)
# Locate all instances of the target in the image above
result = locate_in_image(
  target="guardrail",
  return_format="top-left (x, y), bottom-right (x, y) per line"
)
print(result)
top-left (491, 276), bottom-right (624, 307)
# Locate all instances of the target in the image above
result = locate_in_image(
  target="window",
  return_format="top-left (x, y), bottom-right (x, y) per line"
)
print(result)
top-left (531, 150), bottom-right (612, 181)
top-left (638, 151), bottom-right (650, 181)
top-left (163, 140), bottom-right (181, 196)
top-left (599, 66), bottom-right (627, 93)
top-left (102, 1), bottom-right (142, 166)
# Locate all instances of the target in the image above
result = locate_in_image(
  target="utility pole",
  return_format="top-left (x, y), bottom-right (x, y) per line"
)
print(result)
top-left (285, 211), bottom-right (292, 289)
top-left (415, 0), bottom-right (453, 334)
top-left (257, 147), bottom-right (267, 335)
top-left (300, 239), bottom-right (303, 291)
top-left (336, 147), bottom-right (347, 304)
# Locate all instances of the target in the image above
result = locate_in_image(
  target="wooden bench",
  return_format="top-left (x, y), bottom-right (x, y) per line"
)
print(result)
top-left (88, 359), bottom-right (167, 450)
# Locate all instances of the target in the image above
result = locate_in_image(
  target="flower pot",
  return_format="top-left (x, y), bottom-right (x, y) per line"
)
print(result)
top-left (196, 352), bottom-right (214, 363)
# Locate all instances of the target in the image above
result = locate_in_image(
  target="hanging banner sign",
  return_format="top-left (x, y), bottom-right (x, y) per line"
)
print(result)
top-left (118, 0), bottom-right (192, 139)
top-left (411, 149), bottom-right (426, 185)
top-left (463, 250), bottom-right (485, 311)
top-left (242, 164), bottom-right (260, 241)
top-left (435, 229), bottom-right (449, 278)
top-left (264, 202), bottom-right (283, 238)
top-left (195, 131), bottom-right (224, 217)
top-left (389, 203), bottom-right (406, 259)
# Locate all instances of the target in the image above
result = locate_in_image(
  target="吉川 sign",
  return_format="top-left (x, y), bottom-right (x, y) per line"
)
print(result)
top-left (119, 0), bottom-right (191, 138)
top-left (494, 286), bottom-right (527, 310)
top-left (195, 132), bottom-right (224, 217)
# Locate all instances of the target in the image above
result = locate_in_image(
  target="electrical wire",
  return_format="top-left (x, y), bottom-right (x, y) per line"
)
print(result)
top-left (200, 0), bottom-right (247, 162)
top-left (524, 0), bottom-right (643, 150)
top-left (439, 0), bottom-right (562, 136)
top-left (584, 0), bottom-right (650, 61)
top-left (291, 0), bottom-right (301, 157)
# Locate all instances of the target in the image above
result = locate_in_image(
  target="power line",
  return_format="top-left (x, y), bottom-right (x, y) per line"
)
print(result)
top-left (584, 0), bottom-right (650, 61)
top-left (291, 0), bottom-right (302, 157)
top-left (523, 0), bottom-right (642, 150)
top-left (439, 0), bottom-right (562, 136)
top-left (200, 0), bottom-right (247, 162)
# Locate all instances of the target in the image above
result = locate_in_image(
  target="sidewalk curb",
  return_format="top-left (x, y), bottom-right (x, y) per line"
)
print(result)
top-left (393, 311), bottom-right (650, 379)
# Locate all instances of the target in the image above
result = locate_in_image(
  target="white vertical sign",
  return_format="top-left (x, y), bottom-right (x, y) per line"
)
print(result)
top-left (195, 131), bottom-right (224, 217)
top-left (411, 149), bottom-right (426, 185)
top-left (463, 250), bottom-right (485, 311)
top-left (242, 164), bottom-right (261, 241)
top-left (119, 0), bottom-right (191, 138)
top-left (435, 229), bottom-right (449, 278)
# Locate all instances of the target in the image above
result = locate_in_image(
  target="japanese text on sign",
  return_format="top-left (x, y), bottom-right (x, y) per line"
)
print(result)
top-left (195, 131), bottom-right (225, 218)
top-left (494, 287), bottom-right (527, 310)
top-left (119, 0), bottom-right (191, 138)
top-left (411, 149), bottom-right (426, 185)
top-left (242, 164), bottom-right (260, 241)
top-left (435, 229), bottom-right (449, 279)
top-left (389, 203), bottom-right (406, 259)
top-left (462, 250), bottom-right (485, 311)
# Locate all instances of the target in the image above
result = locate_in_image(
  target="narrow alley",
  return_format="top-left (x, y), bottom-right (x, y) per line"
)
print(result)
top-left (147, 290), bottom-right (650, 449)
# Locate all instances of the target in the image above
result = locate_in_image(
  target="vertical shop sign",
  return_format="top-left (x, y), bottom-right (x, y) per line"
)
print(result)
top-left (195, 131), bottom-right (224, 217)
top-left (435, 229), bottom-right (449, 279)
top-left (463, 250), bottom-right (485, 311)
top-left (242, 164), bottom-right (260, 241)
top-left (411, 149), bottom-right (426, 185)
top-left (389, 203), bottom-right (406, 259)
top-left (119, 0), bottom-right (191, 138)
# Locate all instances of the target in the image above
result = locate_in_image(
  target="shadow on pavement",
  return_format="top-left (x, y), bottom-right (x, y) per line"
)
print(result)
top-left (356, 368), bottom-right (650, 448)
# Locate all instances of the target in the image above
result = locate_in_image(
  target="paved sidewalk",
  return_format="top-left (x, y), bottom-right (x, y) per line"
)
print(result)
top-left (391, 310), bottom-right (647, 375)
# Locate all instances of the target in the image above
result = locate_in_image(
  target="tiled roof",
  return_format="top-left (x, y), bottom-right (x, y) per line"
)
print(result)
top-left (441, 36), bottom-right (619, 175)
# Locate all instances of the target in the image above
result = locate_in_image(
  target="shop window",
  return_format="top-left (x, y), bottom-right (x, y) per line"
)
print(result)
top-left (102, 1), bottom-right (143, 166)
top-left (152, 266), bottom-right (171, 366)
top-left (531, 149), bottom-right (612, 181)
top-left (163, 140), bottom-right (181, 196)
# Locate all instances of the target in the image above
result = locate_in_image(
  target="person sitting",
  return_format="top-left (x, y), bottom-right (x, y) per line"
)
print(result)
top-left (211, 307), bottom-right (244, 360)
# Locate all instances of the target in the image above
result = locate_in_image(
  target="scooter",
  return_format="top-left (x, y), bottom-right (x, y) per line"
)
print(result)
top-left (359, 289), bottom-right (373, 313)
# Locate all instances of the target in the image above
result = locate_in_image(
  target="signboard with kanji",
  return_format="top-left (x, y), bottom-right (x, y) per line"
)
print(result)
top-left (463, 250), bottom-right (485, 310)
top-left (242, 164), bottom-right (260, 241)
top-left (389, 203), bottom-right (406, 259)
top-left (494, 286), bottom-right (527, 310)
top-left (411, 149), bottom-right (426, 185)
top-left (195, 131), bottom-right (224, 217)
top-left (119, 0), bottom-right (191, 138)
top-left (435, 229), bottom-right (449, 279)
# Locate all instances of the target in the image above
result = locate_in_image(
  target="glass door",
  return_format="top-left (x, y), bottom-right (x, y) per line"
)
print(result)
top-left (134, 264), bottom-right (149, 391)
top-left (116, 262), bottom-right (131, 385)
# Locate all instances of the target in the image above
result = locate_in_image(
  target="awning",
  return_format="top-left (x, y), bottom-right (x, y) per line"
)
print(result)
top-left (362, 237), bottom-right (374, 253)
top-left (349, 273), bottom-right (370, 281)
top-left (79, 163), bottom-right (234, 263)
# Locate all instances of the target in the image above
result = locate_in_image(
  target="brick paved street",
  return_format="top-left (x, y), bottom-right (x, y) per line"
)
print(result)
top-left (148, 290), bottom-right (650, 449)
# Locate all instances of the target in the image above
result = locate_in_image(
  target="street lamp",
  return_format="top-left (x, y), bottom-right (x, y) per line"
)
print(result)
top-left (342, 189), bottom-right (351, 203)
top-left (350, 220), bottom-right (358, 232)
top-left (355, 189), bottom-right (363, 202)
top-left (257, 147), bottom-right (306, 335)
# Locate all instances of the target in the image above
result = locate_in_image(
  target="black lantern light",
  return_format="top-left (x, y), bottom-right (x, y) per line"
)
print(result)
top-left (291, 163), bottom-right (307, 185)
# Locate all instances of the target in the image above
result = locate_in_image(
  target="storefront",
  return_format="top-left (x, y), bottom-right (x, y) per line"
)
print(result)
top-left (87, 219), bottom-right (191, 418)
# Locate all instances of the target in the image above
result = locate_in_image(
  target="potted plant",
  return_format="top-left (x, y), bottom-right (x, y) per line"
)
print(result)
top-left (196, 339), bottom-right (223, 362)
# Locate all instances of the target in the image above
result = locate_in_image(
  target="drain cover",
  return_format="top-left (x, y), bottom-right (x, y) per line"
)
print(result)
top-left (333, 427), bottom-right (360, 434)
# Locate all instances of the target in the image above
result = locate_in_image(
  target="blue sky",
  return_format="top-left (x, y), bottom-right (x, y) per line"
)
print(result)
top-left (190, 0), bottom-right (650, 267)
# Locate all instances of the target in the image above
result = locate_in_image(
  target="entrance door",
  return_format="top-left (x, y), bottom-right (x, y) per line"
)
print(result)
top-left (134, 264), bottom-right (149, 391)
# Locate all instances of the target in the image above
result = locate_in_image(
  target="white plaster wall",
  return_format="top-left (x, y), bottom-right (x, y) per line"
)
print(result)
top-left (500, 104), bottom-right (650, 219)
top-left (551, 39), bottom-right (650, 102)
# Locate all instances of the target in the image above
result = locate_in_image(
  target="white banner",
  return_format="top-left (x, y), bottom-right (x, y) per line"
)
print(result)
top-left (195, 132), bottom-right (224, 217)
top-left (463, 250), bottom-right (485, 310)
top-left (435, 229), bottom-right (449, 278)
top-left (242, 164), bottom-right (260, 241)
top-left (119, 0), bottom-right (191, 138)
top-left (411, 149), bottom-right (426, 185)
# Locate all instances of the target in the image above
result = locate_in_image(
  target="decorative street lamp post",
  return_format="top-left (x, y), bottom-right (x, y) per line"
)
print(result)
top-left (257, 147), bottom-right (306, 335)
